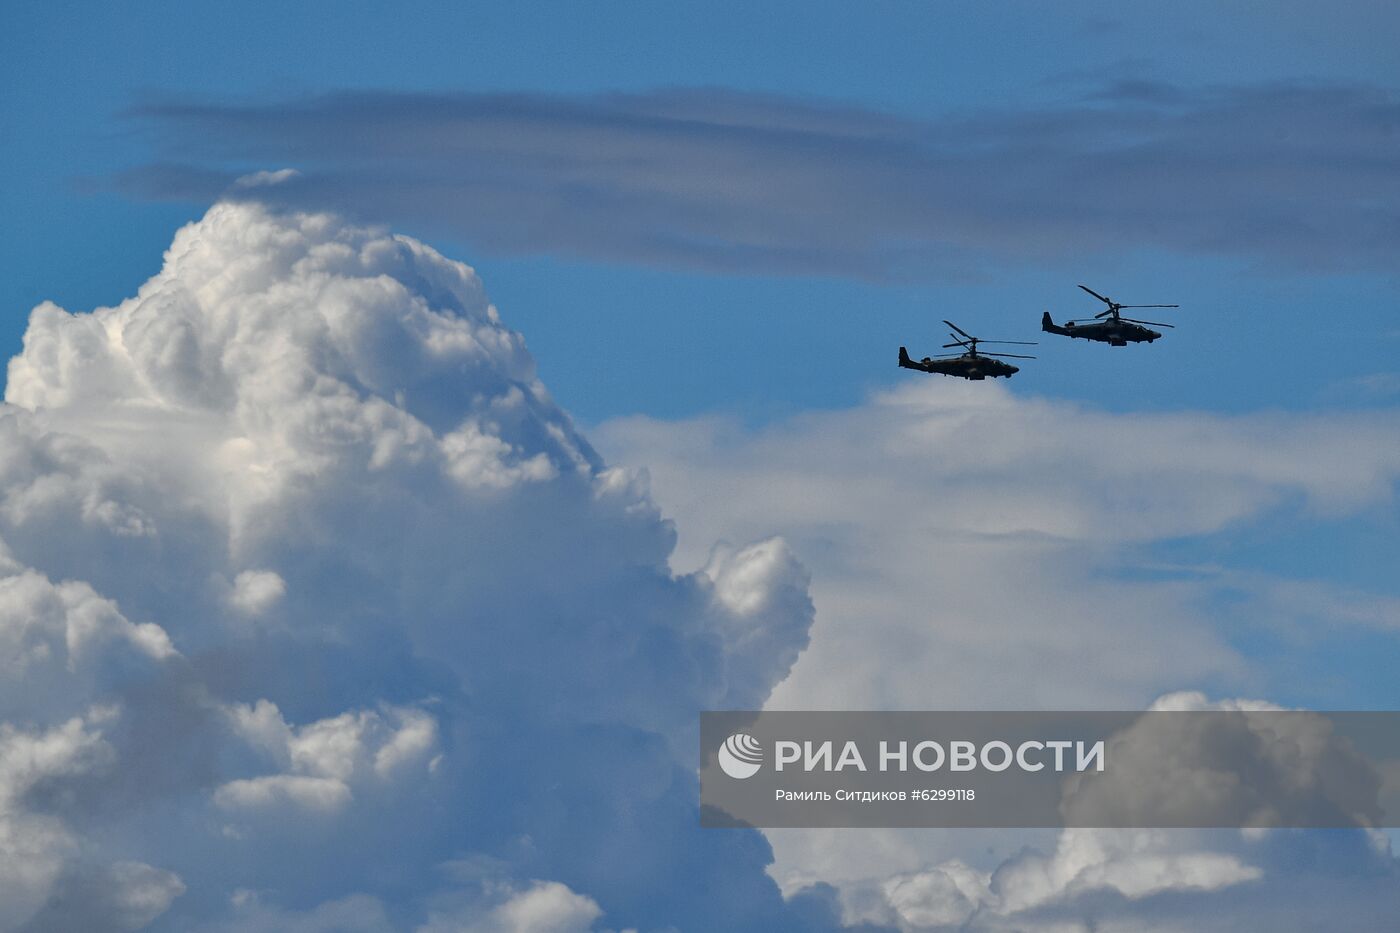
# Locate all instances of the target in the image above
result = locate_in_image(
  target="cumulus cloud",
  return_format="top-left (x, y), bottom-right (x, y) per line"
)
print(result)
top-left (118, 82), bottom-right (1400, 277)
top-left (852, 826), bottom-right (1268, 931)
top-left (839, 686), bottom-right (1400, 932)
top-left (20, 860), bottom-right (187, 932)
top-left (214, 699), bottom-right (440, 815)
top-left (0, 708), bottom-right (125, 930)
top-left (0, 201), bottom-right (827, 930)
top-left (783, 691), bottom-right (1400, 931)
top-left (12, 186), bottom-right (1395, 930)
top-left (226, 570), bottom-right (285, 615)
top-left (1061, 692), bottom-right (1385, 830)
top-left (597, 383), bottom-right (1400, 930)
top-left (418, 880), bottom-right (604, 933)
top-left (0, 562), bottom-right (174, 687)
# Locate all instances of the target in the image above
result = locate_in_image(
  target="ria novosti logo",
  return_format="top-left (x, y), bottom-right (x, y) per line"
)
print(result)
top-left (717, 733), bottom-right (763, 779)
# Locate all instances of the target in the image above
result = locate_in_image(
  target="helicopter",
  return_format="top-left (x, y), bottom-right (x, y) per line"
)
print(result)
top-left (1041, 285), bottom-right (1178, 346)
top-left (898, 320), bottom-right (1036, 380)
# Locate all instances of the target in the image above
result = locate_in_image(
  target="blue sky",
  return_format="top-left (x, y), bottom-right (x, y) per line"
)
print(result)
top-left (5, 0), bottom-right (1399, 424)
top-left (4, 3), bottom-right (1400, 930)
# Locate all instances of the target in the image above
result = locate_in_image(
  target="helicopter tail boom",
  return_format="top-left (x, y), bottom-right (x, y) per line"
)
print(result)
top-left (898, 346), bottom-right (936, 373)
top-left (1041, 311), bottom-right (1071, 336)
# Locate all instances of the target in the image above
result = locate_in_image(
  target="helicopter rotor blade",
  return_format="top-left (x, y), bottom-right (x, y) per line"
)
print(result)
top-left (1078, 284), bottom-right (1112, 305)
top-left (1094, 309), bottom-right (1116, 319)
top-left (942, 341), bottom-right (971, 348)
top-left (1120, 318), bottom-right (1175, 328)
top-left (943, 320), bottom-right (975, 341)
top-left (979, 339), bottom-right (1038, 345)
top-left (984, 352), bottom-right (1036, 359)
top-left (1117, 304), bottom-right (1178, 309)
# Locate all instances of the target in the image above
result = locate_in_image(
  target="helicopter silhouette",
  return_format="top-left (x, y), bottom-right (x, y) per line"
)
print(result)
top-left (899, 320), bottom-right (1036, 380)
top-left (1041, 285), bottom-right (1178, 346)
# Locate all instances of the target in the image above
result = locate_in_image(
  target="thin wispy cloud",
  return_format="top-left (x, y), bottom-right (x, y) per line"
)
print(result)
top-left (117, 82), bottom-right (1400, 279)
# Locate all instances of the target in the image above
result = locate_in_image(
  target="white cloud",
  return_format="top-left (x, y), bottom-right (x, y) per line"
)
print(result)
top-left (0, 201), bottom-right (821, 930)
top-left (418, 880), bottom-right (605, 933)
top-left (0, 710), bottom-right (122, 930)
top-left (234, 168), bottom-right (301, 189)
top-left (853, 827), bottom-right (1266, 931)
top-left (808, 685), bottom-right (1400, 931)
top-left (227, 569), bottom-right (286, 615)
top-left (0, 564), bottom-right (174, 681)
top-left (880, 862), bottom-right (993, 928)
top-left (1058, 692), bottom-right (1384, 831)
top-left (215, 699), bottom-right (440, 815)
top-left (106, 862), bottom-right (188, 930)
top-left (597, 383), bottom-right (1400, 930)
top-left (13, 192), bottom-right (1393, 932)
top-left (25, 860), bottom-right (189, 932)
top-left (474, 882), bottom-right (603, 933)
top-left (598, 383), bottom-right (1400, 714)
top-left (213, 775), bottom-right (353, 814)
top-left (208, 892), bottom-right (395, 933)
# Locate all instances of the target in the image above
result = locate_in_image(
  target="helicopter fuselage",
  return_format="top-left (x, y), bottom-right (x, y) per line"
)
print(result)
top-left (1041, 312), bottom-right (1160, 346)
top-left (899, 347), bottom-right (1018, 380)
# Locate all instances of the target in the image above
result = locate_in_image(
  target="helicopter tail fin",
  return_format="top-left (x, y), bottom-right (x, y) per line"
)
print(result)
top-left (1041, 311), bottom-right (1069, 335)
top-left (898, 346), bottom-right (913, 368)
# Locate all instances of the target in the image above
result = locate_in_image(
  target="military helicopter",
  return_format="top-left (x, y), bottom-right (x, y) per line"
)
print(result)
top-left (1041, 285), bottom-right (1178, 346)
top-left (898, 320), bottom-right (1036, 380)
